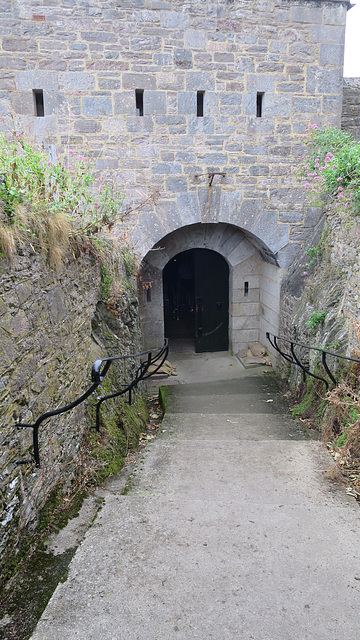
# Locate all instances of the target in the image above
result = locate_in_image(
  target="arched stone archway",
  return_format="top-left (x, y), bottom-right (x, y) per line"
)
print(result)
top-left (139, 222), bottom-right (283, 355)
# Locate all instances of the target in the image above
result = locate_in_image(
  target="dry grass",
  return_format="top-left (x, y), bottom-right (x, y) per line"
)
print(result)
top-left (322, 381), bottom-right (360, 498)
top-left (0, 201), bottom-right (71, 269)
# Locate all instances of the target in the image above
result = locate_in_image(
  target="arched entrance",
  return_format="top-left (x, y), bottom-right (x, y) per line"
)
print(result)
top-left (139, 222), bottom-right (282, 356)
top-left (163, 249), bottom-right (229, 353)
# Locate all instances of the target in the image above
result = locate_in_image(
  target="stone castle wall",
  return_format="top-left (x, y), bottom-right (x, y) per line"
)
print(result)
top-left (0, 0), bottom-right (348, 262)
top-left (0, 0), bottom-right (352, 353)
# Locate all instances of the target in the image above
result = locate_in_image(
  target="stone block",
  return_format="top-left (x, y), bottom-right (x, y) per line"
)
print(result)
top-left (292, 97), bottom-right (322, 114)
top-left (178, 91), bottom-right (196, 115)
top-left (43, 91), bottom-right (67, 115)
top-left (144, 91), bottom-right (166, 115)
top-left (122, 74), bottom-right (156, 90)
top-left (310, 24), bottom-right (345, 46)
top-left (320, 44), bottom-right (344, 67)
top-left (114, 92), bottom-right (135, 115)
top-left (220, 93), bottom-right (242, 114)
top-left (176, 151), bottom-right (196, 163)
top-left (276, 82), bottom-right (304, 93)
top-left (2, 37), bottom-right (37, 51)
top-left (154, 54), bottom-right (172, 66)
top-left (232, 288), bottom-right (260, 306)
top-left (59, 72), bottom-right (94, 92)
top-left (11, 93), bottom-right (34, 115)
top-left (218, 192), bottom-right (243, 226)
top-left (267, 224), bottom-right (290, 253)
top-left (279, 211), bottom-right (304, 224)
top-left (249, 165), bottom-right (269, 176)
top-left (98, 78), bottom-right (121, 90)
top-left (288, 43), bottom-right (316, 62)
top-left (186, 71), bottom-right (215, 91)
top-left (243, 144), bottom-right (267, 156)
top-left (243, 94), bottom-right (255, 116)
top-left (82, 97), bottom-right (112, 116)
top-left (188, 116), bottom-right (214, 134)
top-left (227, 241), bottom-right (255, 267)
top-left (263, 94), bottom-right (290, 117)
top-left (74, 119), bottom-right (102, 133)
top-left (81, 31), bottom-right (118, 43)
top-left (152, 163), bottom-right (182, 175)
top-left (275, 241), bottom-right (301, 268)
top-left (160, 10), bottom-right (189, 29)
top-left (291, 5), bottom-right (322, 24)
top-left (166, 176), bottom-right (188, 192)
top-left (252, 210), bottom-right (279, 239)
top-left (323, 3), bottom-right (347, 26)
top-left (246, 74), bottom-right (275, 93)
top-left (177, 193), bottom-right (201, 225)
top-left (174, 49), bottom-right (192, 69)
top-left (238, 199), bottom-right (263, 230)
top-left (203, 92), bottom-right (218, 116)
top-left (199, 152), bottom-right (228, 167)
top-left (16, 70), bottom-right (58, 91)
top-left (231, 328), bottom-right (260, 344)
top-left (185, 30), bottom-right (206, 50)
top-left (70, 43), bottom-right (87, 51)
top-left (131, 36), bottom-right (162, 51)
top-left (133, 10), bottom-right (158, 23)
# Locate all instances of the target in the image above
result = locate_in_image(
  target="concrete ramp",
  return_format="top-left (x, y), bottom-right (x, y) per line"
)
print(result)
top-left (31, 353), bottom-right (360, 640)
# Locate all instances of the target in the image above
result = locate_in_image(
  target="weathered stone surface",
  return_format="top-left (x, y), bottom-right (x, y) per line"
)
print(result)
top-left (0, 249), bottom-right (142, 576)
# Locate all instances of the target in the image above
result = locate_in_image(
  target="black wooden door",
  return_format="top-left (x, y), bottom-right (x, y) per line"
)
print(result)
top-left (194, 249), bottom-right (229, 353)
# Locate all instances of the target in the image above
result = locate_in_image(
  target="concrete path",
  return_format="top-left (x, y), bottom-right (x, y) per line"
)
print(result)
top-left (31, 353), bottom-right (360, 640)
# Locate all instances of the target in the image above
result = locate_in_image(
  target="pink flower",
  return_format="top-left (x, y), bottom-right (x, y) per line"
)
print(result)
top-left (303, 271), bottom-right (308, 275)
top-left (68, 164), bottom-right (73, 169)
top-left (337, 176), bottom-right (343, 181)
top-left (337, 186), bottom-right (343, 191)
top-left (332, 164), bottom-right (338, 169)
top-left (337, 193), bottom-right (344, 199)
top-left (69, 149), bottom-right (75, 154)
top-left (304, 182), bottom-right (310, 188)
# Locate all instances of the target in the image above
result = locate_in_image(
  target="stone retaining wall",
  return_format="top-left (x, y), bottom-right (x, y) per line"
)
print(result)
top-left (342, 78), bottom-right (360, 141)
top-left (0, 248), bottom-right (142, 577)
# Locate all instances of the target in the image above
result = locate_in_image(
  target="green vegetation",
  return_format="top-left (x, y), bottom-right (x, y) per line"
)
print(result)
top-left (298, 124), bottom-right (360, 216)
top-left (0, 132), bottom-right (126, 270)
top-left (306, 310), bottom-right (327, 329)
top-left (305, 245), bottom-right (319, 266)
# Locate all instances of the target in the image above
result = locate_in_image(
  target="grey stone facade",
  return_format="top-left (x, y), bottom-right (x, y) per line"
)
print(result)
top-left (0, 0), bottom-right (351, 352)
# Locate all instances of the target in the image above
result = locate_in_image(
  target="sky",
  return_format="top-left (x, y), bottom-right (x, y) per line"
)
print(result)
top-left (344, 2), bottom-right (360, 76)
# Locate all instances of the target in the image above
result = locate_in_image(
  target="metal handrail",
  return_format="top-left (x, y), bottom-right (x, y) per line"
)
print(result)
top-left (91, 340), bottom-right (169, 432)
top-left (15, 340), bottom-right (169, 468)
top-left (266, 332), bottom-right (360, 390)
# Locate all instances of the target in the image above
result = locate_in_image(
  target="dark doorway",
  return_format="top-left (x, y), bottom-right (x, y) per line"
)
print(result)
top-left (163, 249), bottom-right (229, 353)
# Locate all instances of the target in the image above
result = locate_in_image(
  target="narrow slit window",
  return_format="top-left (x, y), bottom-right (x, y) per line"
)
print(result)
top-left (197, 91), bottom-right (204, 117)
top-left (256, 92), bottom-right (264, 118)
top-left (244, 281), bottom-right (249, 297)
top-left (146, 287), bottom-right (152, 302)
top-left (33, 89), bottom-right (44, 117)
top-left (135, 89), bottom-right (144, 116)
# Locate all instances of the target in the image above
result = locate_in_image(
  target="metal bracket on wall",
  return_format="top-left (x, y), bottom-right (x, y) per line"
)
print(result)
top-left (194, 172), bottom-right (226, 186)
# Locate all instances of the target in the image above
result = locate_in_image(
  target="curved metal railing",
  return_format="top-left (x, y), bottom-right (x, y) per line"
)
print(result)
top-left (266, 332), bottom-right (360, 390)
top-left (15, 340), bottom-right (169, 468)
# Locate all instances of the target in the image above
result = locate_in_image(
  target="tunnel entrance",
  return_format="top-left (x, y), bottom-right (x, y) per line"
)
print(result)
top-left (163, 248), bottom-right (229, 353)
